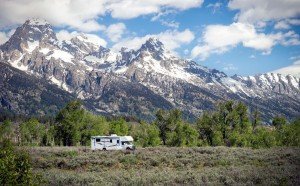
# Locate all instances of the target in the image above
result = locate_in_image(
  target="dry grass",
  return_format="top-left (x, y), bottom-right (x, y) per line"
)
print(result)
top-left (23, 146), bottom-right (300, 185)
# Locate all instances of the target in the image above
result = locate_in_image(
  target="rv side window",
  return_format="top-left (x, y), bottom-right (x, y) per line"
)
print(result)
top-left (110, 139), bottom-right (112, 143)
top-left (96, 138), bottom-right (100, 142)
top-left (117, 140), bottom-right (119, 144)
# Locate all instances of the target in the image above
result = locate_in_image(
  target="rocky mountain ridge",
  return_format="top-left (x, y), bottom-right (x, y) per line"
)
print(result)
top-left (0, 19), bottom-right (299, 121)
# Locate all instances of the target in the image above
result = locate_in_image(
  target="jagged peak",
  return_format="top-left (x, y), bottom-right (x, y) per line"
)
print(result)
top-left (70, 33), bottom-right (106, 48)
top-left (146, 37), bottom-right (163, 45)
top-left (142, 37), bottom-right (164, 50)
top-left (141, 37), bottom-right (165, 52)
top-left (24, 18), bottom-right (50, 26)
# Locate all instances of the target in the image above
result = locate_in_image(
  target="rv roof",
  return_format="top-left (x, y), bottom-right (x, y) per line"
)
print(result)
top-left (91, 136), bottom-right (133, 141)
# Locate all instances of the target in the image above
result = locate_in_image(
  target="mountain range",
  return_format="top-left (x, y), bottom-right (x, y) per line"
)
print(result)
top-left (0, 19), bottom-right (299, 122)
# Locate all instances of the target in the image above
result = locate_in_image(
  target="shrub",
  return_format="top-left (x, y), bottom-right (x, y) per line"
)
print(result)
top-left (0, 140), bottom-right (43, 185)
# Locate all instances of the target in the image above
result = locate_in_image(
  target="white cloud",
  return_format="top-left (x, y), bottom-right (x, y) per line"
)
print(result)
top-left (223, 63), bottom-right (238, 71)
top-left (0, 0), bottom-right (108, 32)
top-left (294, 60), bottom-right (300, 65)
top-left (112, 29), bottom-right (194, 53)
top-left (107, 0), bottom-right (204, 19)
top-left (228, 0), bottom-right (300, 24)
top-left (289, 56), bottom-right (300, 61)
top-left (56, 30), bottom-right (107, 47)
top-left (191, 22), bottom-right (300, 60)
top-left (150, 9), bottom-right (179, 29)
top-left (0, 0), bottom-right (203, 32)
top-left (278, 31), bottom-right (300, 46)
top-left (105, 23), bottom-right (126, 42)
top-left (272, 60), bottom-right (300, 78)
top-left (160, 20), bottom-right (180, 29)
top-left (207, 2), bottom-right (222, 14)
top-left (243, 34), bottom-right (275, 51)
top-left (274, 19), bottom-right (300, 30)
top-left (0, 32), bottom-right (9, 45)
top-left (151, 9), bottom-right (177, 22)
top-left (274, 21), bottom-right (290, 30)
top-left (0, 29), bottom-right (16, 45)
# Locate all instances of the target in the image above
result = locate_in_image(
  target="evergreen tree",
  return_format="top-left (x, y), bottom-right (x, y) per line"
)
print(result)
top-left (252, 108), bottom-right (261, 129)
top-left (55, 100), bottom-right (84, 146)
top-left (155, 109), bottom-right (169, 145)
top-left (196, 113), bottom-right (214, 145)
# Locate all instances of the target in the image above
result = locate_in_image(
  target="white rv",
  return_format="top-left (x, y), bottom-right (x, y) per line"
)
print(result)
top-left (91, 134), bottom-right (135, 151)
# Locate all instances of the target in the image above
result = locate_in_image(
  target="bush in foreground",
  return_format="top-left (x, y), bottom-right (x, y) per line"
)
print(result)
top-left (0, 140), bottom-right (43, 185)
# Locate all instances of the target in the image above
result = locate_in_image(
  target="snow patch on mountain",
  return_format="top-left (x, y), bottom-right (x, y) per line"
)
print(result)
top-left (26, 41), bottom-right (39, 52)
top-left (84, 55), bottom-right (105, 64)
top-left (10, 54), bottom-right (27, 71)
top-left (49, 76), bottom-right (72, 93)
top-left (39, 48), bottom-right (50, 54)
top-left (27, 18), bottom-right (49, 26)
top-left (46, 49), bottom-right (74, 64)
top-left (0, 19), bottom-right (299, 122)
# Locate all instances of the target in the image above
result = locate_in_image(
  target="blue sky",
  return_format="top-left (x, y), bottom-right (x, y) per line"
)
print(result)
top-left (0, 0), bottom-right (299, 76)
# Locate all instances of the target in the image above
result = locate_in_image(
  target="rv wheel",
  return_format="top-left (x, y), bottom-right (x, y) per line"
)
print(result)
top-left (103, 148), bottom-right (107, 151)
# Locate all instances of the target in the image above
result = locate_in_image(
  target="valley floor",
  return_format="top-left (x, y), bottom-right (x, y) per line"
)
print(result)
top-left (25, 146), bottom-right (300, 185)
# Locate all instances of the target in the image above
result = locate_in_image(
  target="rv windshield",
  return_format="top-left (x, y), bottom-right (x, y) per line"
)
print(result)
top-left (122, 141), bottom-right (133, 145)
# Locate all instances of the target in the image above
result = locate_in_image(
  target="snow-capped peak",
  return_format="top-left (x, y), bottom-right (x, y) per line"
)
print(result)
top-left (141, 37), bottom-right (165, 53)
top-left (25, 18), bottom-right (50, 26)
top-left (73, 33), bottom-right (105, 48)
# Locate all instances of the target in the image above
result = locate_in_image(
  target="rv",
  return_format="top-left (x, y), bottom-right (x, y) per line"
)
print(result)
top-left (91, 134), bottom-right (135, 151)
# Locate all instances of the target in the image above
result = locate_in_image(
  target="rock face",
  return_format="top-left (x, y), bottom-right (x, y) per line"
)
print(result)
top-left (0, 19), bottom-right (299, 121)
top-left (0, 62), bottom-right (75, 116)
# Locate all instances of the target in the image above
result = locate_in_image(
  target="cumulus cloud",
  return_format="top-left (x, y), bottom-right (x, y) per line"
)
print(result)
top-left (272, 60), bottom-right (300, 78)
top-left (105, 23), bottom-right (126, 42)
top-left (107, 0), bottom-right (204, 19)
top-left (0, 0), bottom-right (108, 32)
top-left (228, 0), bottom-right (300, 24)
top-left (0, 0), bottom-right (203, 32)
top-left (274, 19), bottom-right (300, 30)
top-left (112, 29), bottom-right (195, 54)
top-left (151, 9), bottom-right (177, 22)
top-left (56, 30), bottom-right (107, 47)
top-left (191, 22), bottom-right (300, 60)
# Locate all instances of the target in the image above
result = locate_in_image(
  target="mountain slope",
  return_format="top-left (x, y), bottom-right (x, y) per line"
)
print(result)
top-left (0, 62), bottom-right (75, 116)
top-left (0, 19), bottom-right (299, 121)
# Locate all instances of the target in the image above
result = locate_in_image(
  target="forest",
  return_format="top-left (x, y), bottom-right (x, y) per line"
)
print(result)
top-left (0, 100), bottom-right (299, 148)
top-left (1, 100), bottom-right (299, 185)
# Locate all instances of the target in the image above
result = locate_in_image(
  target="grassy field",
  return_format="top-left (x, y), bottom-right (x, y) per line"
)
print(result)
top-left (24, 146), bottom-right (300, 185)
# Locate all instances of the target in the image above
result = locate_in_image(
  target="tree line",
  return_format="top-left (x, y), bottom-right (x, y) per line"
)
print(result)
top-left (0, 100), bottom-right (299, 148)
